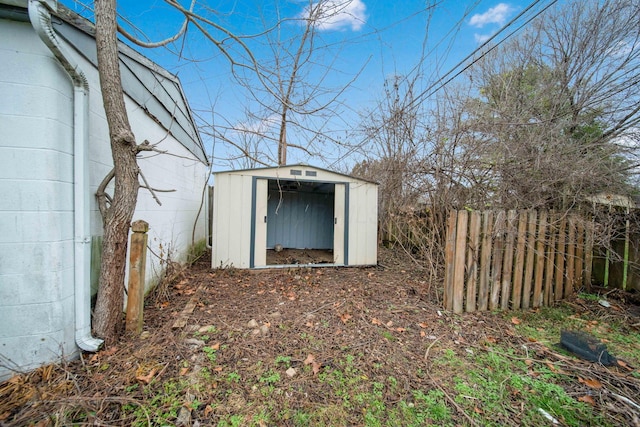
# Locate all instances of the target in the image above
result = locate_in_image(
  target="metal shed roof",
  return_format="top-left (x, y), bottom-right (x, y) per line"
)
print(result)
top-left (0, 0), bottom-right (207, 164)
top-left (212, 163), bottom-right (379, 185)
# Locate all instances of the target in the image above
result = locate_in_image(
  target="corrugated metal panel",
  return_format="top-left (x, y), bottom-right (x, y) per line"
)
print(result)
top-left (213, 174), bottom-right (253, 268)
top-left (347, 182), bottom-right (379, 265)
top-left (267, 186), bottom-right (334, 249)
top-left (52, 13), bottom-right (207, 164)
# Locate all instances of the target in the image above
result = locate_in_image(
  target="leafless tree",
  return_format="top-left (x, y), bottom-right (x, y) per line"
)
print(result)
top-left (354, 75), bottom-right (425, 235)
top-left (200, 0), bottom-right (366, 167)
top-left (90, 0), bottom-right (369, 341)
top-left (355, 0), bottom-right (640, 281)
top-left (456, 0), bottom-right (640, 210)
top-left (92, 0), bottom-right (144, 341)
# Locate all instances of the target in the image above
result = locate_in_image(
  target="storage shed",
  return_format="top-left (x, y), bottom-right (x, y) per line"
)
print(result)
top-left (212, 164), bottom-right (378, 268)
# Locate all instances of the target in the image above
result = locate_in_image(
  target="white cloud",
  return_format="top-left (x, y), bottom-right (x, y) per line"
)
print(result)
top-left (608, 39), bottom-right (639, 57)
top-left (236, 115), bottom-right (280, 135)
top-left (300, 0), bottom-right (367, 32)
top-left (469, 3), bottom-right (514, 28)
top-left (474, 33), bottom-right (491, 44)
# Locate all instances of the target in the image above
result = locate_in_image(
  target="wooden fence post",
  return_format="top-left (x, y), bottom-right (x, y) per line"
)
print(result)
top-left (533, 211), bottom-right (547, 308)
top-left (453, 210), bottom-right (469, 313)
top-left (126, 220), bottom-right (149, 334)
top-left (478, 211), bottom-right (494, 311)
top-left (522, 210), bottom-right (537, 309)
top-left (466, 211), bottom-right (481, 312)
top-left (500, 210), bottom-right (517, 310)
top-left (489, 211), bottom-right (506, 310)
top-left (443, 211), bottom-right (458, 311)
top-left (512, 212), bottom-right (528, 309)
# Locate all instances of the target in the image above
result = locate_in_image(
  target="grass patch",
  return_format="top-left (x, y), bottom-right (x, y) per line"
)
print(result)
top-left (511, 302), bottom-right (640, 364)
top-left (6, 254), bottom-right (639, 427)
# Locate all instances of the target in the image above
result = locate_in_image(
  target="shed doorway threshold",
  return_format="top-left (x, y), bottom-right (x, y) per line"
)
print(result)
top-left (265, 248), bottom-right (334, 266)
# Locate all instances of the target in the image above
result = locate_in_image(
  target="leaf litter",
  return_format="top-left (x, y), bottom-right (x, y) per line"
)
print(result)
top-left (1, 247), bottom-right (639, 426)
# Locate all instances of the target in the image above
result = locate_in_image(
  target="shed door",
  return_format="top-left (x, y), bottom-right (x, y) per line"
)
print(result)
top-left (333, 183), bottom-right (346, 265)
top-left (253, 179), bottom-right (268, 267)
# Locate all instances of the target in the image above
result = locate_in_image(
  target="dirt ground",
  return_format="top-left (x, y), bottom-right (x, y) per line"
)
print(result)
top-left (2, 247), bottom-right (640, 426)
top-left (266, 248), bottom-right (334, 265)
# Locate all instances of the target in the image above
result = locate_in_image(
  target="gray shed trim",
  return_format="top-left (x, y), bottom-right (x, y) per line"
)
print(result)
top-left (248, 175), bottom-right (351, 268)
top-left (214, 163), bottom-right (378, 185)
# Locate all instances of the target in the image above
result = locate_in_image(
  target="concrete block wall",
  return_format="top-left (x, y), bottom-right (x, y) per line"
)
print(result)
top-left (0, 16), bottom-right (208, 380)
top-left (0, 19), bottom-right (78, 377)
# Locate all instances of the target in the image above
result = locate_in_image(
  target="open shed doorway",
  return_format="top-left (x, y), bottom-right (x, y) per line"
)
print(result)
top-left (266, 179), bottom-right (335, 265)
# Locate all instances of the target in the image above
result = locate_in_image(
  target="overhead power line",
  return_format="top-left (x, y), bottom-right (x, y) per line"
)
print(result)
top-left (409, 0), bottom-right (559, 109)
top-left (329, 0), bottom-right (558, 169)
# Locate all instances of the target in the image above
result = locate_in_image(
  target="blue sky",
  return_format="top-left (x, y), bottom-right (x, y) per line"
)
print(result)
top-left (61, 0), bottom-right (554, 168)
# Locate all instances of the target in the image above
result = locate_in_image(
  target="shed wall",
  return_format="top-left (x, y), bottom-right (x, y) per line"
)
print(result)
top-left (347, 182), bottom-right (378, 265)
top-left (212, 173), bottom-right (254, 268)
top-left (212, 166), bottom-right (378, 268)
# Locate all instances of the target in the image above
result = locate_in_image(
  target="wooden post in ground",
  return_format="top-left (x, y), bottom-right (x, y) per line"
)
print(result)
top-left (126, 220), bottom-right (149, 334)
top-left (443, 211), bottom-right (458, 311)
top-left (453, 210), bottom-right (469, 314)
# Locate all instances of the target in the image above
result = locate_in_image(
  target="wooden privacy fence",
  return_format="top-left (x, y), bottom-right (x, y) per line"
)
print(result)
top-left (444, 210), bottom-right (594, 314)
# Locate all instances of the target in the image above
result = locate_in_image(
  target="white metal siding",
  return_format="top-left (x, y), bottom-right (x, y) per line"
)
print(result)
top-left (212, 166), bottom-right (378, 268)
top-left (253, 179), bottom-right (268, 267)
top-left (333, 183), bottom-right (346, 265)
top-left (212, 173), bottom-right (254, 268)
top-left (347, 182), bottom-right (378, 265)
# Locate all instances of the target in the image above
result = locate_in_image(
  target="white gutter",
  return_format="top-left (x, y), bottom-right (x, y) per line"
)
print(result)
top-left (28, 0), bottom-right (103, 352)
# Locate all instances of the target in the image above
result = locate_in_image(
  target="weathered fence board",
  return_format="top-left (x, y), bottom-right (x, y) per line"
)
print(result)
top-left (465, 211), bottom-right (481, 313)
top-left (453, 210), bottom-right (468, 314)
top-left (520, 212), bottom-right (535, 308)
top-left (544, 224), bottom-right (557, 306)
top-left (501, 210), bottom-right (517, 310)
top-left (443, 209), bottom-right (594, 313)
top-left (533, 210), bottom-right (547, 308)
top-left (512, 212), bottom-right (527, 309)
top-left (443, 212), bottom-right (457, 309)
top-left (555, 216), bottom-right (567, 301)
top-left (478, 211), bottom-right (493, 311)
top-left (489, 211), bottom-right (505, 310)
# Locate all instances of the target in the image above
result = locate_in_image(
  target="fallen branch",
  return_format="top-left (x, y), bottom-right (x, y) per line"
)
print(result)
top-left (424, 335), bottom-right (443, 361)
top-left (427, 371), bottom-right (480, 427)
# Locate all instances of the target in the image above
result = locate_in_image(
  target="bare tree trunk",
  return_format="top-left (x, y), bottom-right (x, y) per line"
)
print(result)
top-left (93, 0), bottom-right (140, 344)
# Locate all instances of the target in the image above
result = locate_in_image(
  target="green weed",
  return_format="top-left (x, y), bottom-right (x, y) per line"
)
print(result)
top-left (226, 371), bottom-right (241, 383)
top-left (274, 355), bottom-right (292, 367)
top-left (203, 346), bottom-right (217, 364)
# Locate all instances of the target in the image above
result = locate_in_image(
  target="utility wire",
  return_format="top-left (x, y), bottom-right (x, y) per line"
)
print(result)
top-left (409, 0), bottom-right (558, 109)
top-left (330, 0), bottom-right (559, 169)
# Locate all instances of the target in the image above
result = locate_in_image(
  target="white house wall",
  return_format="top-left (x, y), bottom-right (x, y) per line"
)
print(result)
top-left (0, 16), bottom-right (208, 380)
top-left (56, 20), bottom-right (209, 290)
top-left (0, 17), bottom-right (78, 378)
